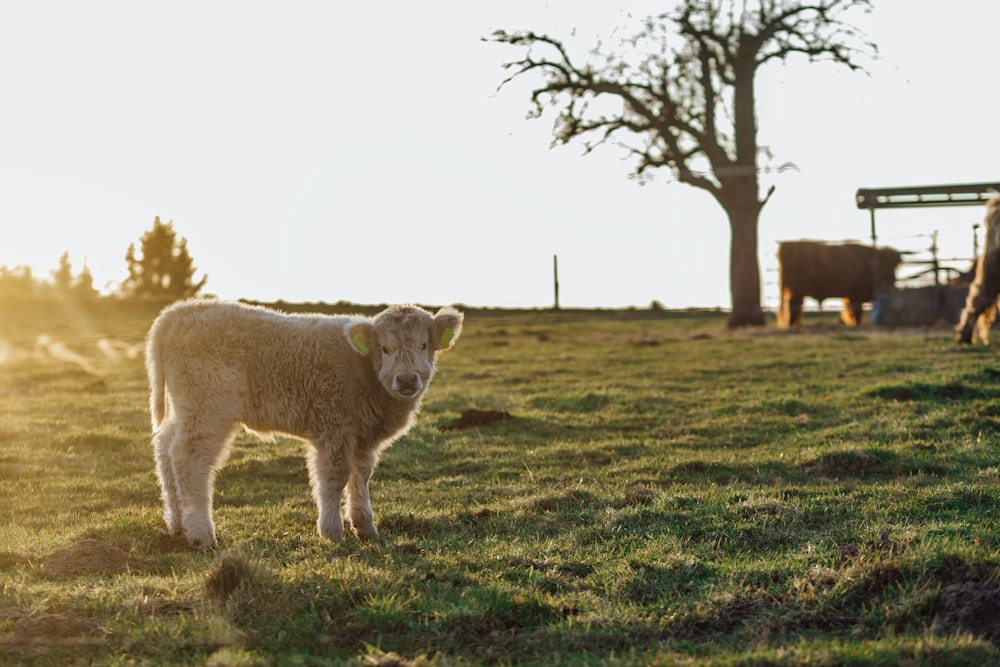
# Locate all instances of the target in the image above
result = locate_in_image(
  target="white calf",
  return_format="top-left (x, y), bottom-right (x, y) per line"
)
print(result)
top-left (145, 299), bottom-right (462, 548)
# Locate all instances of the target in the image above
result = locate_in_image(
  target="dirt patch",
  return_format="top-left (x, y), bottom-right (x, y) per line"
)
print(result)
top-left (205, 552), bottom-right (256, 604)
top-left (0, 552), bottom-right (30, 570)
top-left (0, 607), bottom-right (25, 623)
top-left (933, 580), bottom-right (1000, 643)
top-left (42, 540), bottom-right (143, 578)
top-left (439, 409), bottom-right (512, 431)
top-left (12, 612), bottom-right (104, 643)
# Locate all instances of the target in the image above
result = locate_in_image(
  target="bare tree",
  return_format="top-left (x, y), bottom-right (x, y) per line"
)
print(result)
top-left (492, 0), bottom-right (875, 327)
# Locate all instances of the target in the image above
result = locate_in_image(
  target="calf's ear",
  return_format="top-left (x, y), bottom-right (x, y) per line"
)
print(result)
top-left (432, 307), bottom-right (463, 351)
top-left (347, 321), bottom-right (375, 355)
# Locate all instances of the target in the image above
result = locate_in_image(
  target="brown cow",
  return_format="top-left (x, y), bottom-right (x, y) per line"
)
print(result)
top-left (777, 241), bottom-right (902, 328)
top-left (956, 197), bottom-right (1000, 344)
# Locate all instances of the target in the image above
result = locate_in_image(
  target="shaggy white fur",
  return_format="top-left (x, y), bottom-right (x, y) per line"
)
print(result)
top-left (145, 299), bottom-right (463, 548)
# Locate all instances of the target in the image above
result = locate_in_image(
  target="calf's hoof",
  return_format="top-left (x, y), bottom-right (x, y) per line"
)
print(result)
top-left (163, 513), bottom-right (183, 538)
top-left (351, 523), bottom-right (379, 540)
top-left (182, 526), bottom-right (218, 550)
top-left (185, 535), bottom-right (218, 550)
top-left (317, 520), bottom-right (344, 543)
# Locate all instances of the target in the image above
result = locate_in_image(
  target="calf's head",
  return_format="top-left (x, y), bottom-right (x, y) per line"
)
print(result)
top-left (347, 305), bottom-right (463, 400)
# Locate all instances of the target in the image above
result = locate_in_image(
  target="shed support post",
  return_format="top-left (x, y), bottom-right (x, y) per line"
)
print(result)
top-left (870, 208), bottom-right (882, 325)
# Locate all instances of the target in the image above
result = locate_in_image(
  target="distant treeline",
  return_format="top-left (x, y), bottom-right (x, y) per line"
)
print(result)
top-left (0, 253), bottom-right (99, 301)
top-left (2, 217), bottom-right (206, 302)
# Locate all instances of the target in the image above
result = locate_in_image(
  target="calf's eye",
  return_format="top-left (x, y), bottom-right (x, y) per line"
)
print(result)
top-left (421, 343), bottom-right (427, 351)
top-left (382, 346), bottom-right (389, 354)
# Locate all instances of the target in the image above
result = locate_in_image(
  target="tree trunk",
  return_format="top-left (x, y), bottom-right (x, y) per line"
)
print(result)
top-left (724, 54), bottom-right (765, 328)
top-left (725, 202), bottom-right (765, 328)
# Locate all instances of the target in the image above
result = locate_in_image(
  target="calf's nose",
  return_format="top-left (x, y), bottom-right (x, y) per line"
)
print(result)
top-left (396, 372), bottom-right (420, 393)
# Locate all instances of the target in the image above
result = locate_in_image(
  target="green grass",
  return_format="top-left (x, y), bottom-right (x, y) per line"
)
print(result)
top-left (1, 298), bottom-right (999, 665)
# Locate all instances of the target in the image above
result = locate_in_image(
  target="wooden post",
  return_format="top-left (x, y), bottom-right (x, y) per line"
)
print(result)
top-left (930, 230), bottom-right (942, 322)
top-left (553, 254), bottom-right (560, 310)
top-left (870, 207), bottom-right (881, 325)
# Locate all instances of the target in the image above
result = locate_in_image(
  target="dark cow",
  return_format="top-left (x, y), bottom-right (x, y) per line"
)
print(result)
top-left (956, 197), bottom-right (1000, 344)
top-left (777, 241), bottom-right (902, 328)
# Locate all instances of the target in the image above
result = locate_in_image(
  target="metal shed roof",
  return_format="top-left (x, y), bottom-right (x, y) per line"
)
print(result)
top-left (856, 182), bottom-right (1000, 210)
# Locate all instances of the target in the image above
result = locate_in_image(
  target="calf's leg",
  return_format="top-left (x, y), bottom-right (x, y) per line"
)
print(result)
top-left (306, 441), bottom-right (351, 542)
top-left (171, 420), bottom-right (237, 549)
top-left (152, 418), bottom-right (183, 537)
top-left (346, 448), bottom-right (379, 539)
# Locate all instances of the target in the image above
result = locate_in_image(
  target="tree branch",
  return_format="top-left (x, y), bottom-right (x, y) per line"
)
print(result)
top-left (752, 1), bottom-right (876, 68)
top-left (491, 1), bottom-right (875, 200)
top-left (493, 28), bottom-right (722, 195)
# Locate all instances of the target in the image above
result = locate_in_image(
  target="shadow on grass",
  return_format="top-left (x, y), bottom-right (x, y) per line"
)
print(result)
top-left (868, 370), bottom-right (1000, 403)
top-left (665, 459), bottom-right (797, 485)
top-left (214, 455), bottom-right (307, 506)
top-left (196, 548), bottom-right (572, 663)
top-left (657, 449), bottom-right (950, 486)
top-left (802, 447), bottom-right (949, 479)
top-left (205, 541), bottom-right (1000, 664)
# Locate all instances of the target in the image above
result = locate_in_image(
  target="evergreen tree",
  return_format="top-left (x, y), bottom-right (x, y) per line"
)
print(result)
top-left (74, 262), bottom-right (98, 299)
top-left (52, 252), bottom-right (74, 293)
top-left (0, 265), bottom-right (37, 298)
top-left (123, 217), bottom-right (207, 298)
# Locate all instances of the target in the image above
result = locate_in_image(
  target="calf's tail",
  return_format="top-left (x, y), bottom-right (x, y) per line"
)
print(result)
top-left (145, 328), bottom-right (167, 431)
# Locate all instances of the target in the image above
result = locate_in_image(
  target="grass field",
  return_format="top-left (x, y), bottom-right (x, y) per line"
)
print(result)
top-left (1, 297), bottom-right (999, 666)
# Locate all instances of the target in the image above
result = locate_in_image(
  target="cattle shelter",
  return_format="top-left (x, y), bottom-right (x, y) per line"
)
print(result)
top-left (855, 182), bottom-right (1000, 325)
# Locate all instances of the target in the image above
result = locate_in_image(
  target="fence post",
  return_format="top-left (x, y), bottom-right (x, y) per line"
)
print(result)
top-left (553, 255), bottom-right (560, 310)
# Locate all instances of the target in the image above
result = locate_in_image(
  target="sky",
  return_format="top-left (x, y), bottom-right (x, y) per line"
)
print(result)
top-left (1, 1), bottom-right (998, 310)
